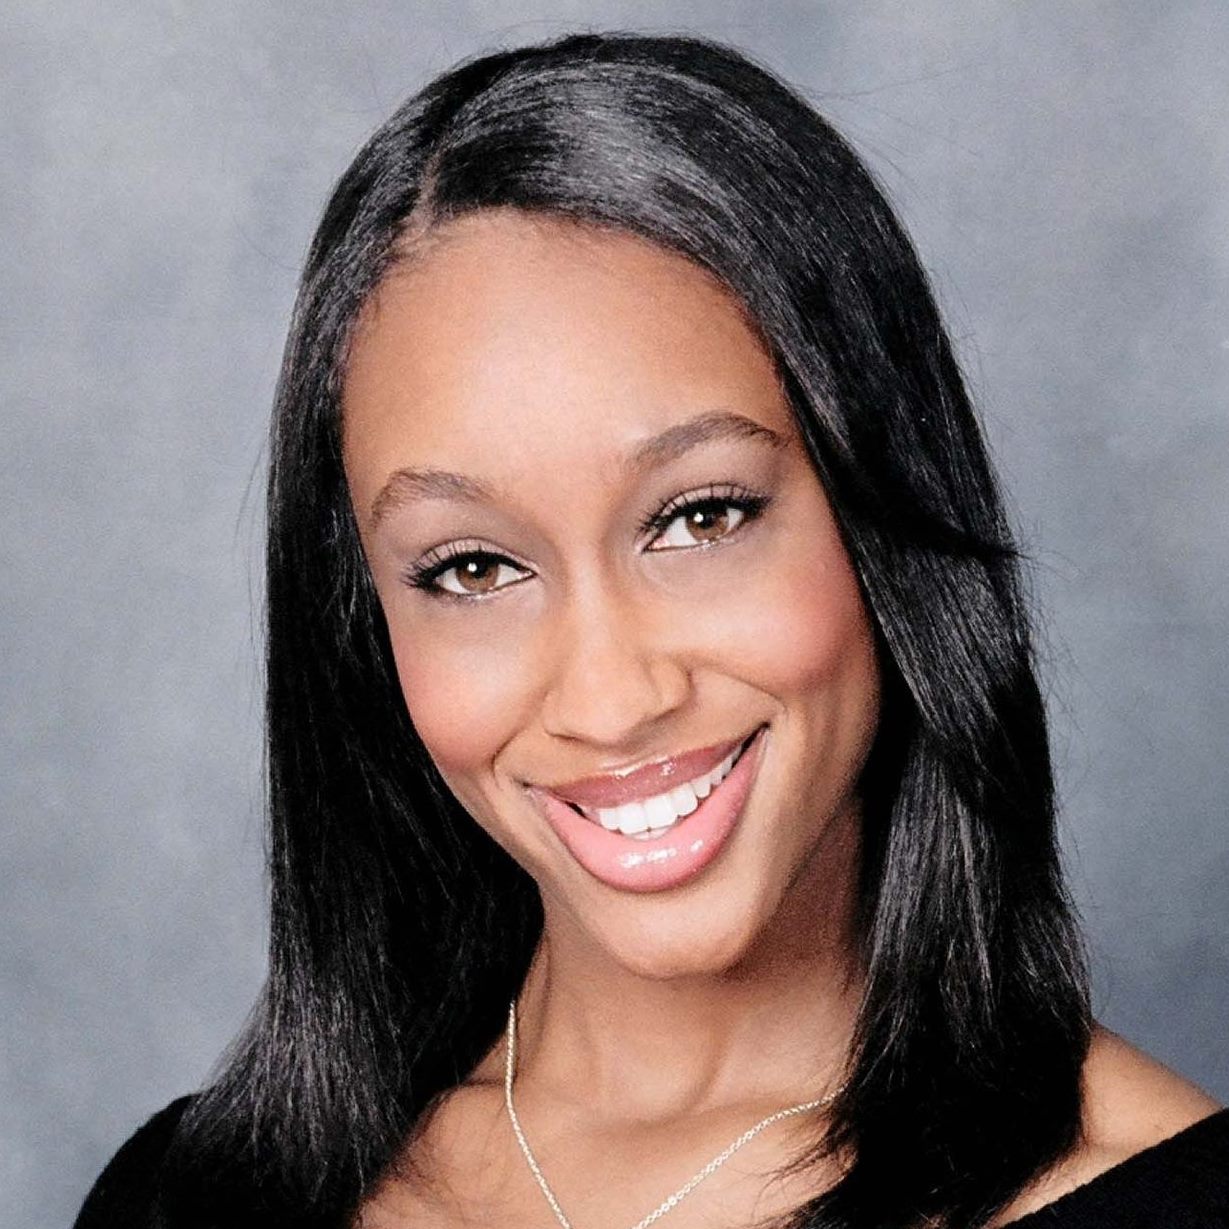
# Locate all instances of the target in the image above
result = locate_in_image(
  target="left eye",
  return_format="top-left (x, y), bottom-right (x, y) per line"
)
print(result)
top-left (429, 553), bottom-right (530, 597)
top-left (648, 499), bottom-right (750, 551)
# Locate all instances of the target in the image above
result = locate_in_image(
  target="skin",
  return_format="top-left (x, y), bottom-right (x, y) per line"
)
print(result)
top-left (341, 210), bottom-right (1220, 1229)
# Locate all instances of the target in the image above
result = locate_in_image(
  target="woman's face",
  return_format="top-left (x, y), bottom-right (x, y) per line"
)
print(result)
top-left (343, 210), bottom-right (880, 978)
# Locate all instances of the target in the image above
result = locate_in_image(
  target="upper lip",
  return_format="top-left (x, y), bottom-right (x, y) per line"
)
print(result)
top-left (532, 726), bottom-right (761, 810)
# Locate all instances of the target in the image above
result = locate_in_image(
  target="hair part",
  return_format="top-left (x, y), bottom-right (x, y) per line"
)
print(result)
top-left (167, 31), bottom-right (1089, 1229)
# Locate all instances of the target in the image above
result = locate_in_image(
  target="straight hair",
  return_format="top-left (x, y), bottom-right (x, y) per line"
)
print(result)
top-left (166, 31), bottom-right (1090, 1229)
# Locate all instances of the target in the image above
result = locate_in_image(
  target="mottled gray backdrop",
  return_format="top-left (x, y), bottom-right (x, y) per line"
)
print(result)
top-left (3, 3), bottom-right (1226, 1225)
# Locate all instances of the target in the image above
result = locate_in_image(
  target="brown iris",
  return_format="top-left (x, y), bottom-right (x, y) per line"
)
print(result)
top-left (454, 555), bottom-right (501, 593)
top-left (684, 503), bottom-right (731, 544)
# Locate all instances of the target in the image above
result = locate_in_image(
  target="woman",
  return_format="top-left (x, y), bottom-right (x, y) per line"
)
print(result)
top-left (75, 31), bottom-right (1226, 1229)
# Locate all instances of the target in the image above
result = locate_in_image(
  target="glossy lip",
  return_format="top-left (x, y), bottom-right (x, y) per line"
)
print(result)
top-left (526, 724), bottom-right (769, 893)
top-left (533, 732), bottom-right (748, 811)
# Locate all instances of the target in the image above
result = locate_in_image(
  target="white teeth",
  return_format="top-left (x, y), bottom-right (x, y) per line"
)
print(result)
top-left (710, 752), bottom-right (735, 788)
top-left (614, 801), bottom-right (651, 834)
top-left (598, 807), bottom-right (624, 831)
top-left (585, 741), bottom-right (746, 837)
top-left (668, 784), bottom-right (698, 817)
top-left (643, 794), bottom-right (676, 829)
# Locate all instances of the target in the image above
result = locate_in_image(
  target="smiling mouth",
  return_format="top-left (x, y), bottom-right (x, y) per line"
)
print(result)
top-left (559, 727), bottom-right (762, 840)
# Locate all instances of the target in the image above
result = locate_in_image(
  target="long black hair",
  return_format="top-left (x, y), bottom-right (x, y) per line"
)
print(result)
top-left (166, 31), bottom-right (1090, 1229)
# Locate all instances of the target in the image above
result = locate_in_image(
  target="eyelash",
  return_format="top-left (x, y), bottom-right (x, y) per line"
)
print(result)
top-left (403, 483), bottom-right (772, 602)
top-left (637, 483), bottom-right (770, 543)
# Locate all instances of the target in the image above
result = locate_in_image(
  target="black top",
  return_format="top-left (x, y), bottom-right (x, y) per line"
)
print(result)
top-left (75, 1099), bottom-right (1229, 1228)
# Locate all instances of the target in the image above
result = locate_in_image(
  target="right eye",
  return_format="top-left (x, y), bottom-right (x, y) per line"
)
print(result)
top-left (407, 549), bottom-right (532, 600)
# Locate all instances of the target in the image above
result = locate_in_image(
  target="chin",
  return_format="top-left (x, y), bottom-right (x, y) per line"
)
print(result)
top-left (542, 863), bottom-right (786, 982)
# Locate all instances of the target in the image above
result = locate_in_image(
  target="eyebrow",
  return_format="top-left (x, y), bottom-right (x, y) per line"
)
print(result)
top-left (626, 410), bottom-right (788, 472)
top-left (369, 467), bottom-right (495, 527)
top-left (367, 410), bottom-right (788, 528)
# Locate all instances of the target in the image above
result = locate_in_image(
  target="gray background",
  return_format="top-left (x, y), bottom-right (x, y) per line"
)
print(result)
top-left (3, 3), bottom-right (1226, 1225)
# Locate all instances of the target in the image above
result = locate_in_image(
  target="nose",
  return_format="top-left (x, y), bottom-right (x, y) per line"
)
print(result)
top-left (539, 576), bottom-right (690, 748)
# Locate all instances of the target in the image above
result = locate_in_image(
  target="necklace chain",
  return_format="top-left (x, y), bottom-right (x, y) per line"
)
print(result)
top-left (503, 1000), bottom-right (843, 1229)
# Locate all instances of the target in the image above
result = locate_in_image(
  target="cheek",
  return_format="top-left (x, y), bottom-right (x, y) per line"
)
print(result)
top-left (386, 620), bottom-right (529, 802)
top-left (687, 532), bottom-right (879, 716)
top-left (712, 540), bottom-right (882, 830)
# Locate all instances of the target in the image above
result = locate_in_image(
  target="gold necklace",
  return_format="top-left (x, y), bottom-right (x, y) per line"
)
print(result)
top-left (503, 1000), bottom-right (843, 1229)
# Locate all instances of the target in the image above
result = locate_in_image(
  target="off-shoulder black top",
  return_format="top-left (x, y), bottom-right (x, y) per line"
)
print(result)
top-left (74, 1098), bottom-right (1229, 1227)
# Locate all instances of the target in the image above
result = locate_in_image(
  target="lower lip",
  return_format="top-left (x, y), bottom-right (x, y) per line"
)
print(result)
top-left (528, 725), bottom-right (768, 893)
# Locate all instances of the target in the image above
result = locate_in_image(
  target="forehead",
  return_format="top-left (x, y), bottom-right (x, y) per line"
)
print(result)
top-left (341, 210), bottom-right (797, 490)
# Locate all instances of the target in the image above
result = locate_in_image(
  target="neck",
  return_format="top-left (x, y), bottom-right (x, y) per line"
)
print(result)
top-left (511, 814), bottom-right (864, 1126)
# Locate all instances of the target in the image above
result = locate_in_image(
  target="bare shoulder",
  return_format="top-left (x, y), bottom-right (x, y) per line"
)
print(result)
top-left (1081, 1022), bottom-right (1223, 1153)
top-left (992, 1023), bottom-right (1222, 1224)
